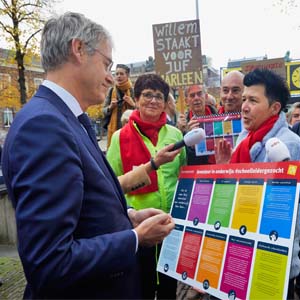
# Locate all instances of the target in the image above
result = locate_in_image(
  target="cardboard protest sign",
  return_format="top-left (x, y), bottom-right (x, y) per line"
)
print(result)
top-left (153, 19), bottom-right (203, 87)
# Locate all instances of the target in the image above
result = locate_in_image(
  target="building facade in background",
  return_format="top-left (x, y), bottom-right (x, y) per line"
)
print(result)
top-left (0, 48), bottom-right (44, 145)
top-left (221, 55), bottom-right (300, 104)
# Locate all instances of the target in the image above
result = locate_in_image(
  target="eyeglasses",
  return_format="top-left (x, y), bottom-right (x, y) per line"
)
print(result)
top-left (189, 91), bottom-right (203, 98)
top-left (141, 92), bottom-right (165, 102)
top-left (93, 48), bottom-right (114, 72)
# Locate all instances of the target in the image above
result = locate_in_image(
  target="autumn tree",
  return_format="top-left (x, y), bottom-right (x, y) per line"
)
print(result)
top-left (0, 84), bottom-right (21, 111)
top-left (87, 104), bottom-right (104, 120)
top-left (0, 0), bottom-right (55, 106)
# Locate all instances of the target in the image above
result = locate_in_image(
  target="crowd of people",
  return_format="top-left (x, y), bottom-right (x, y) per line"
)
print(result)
top-left (2, 10), bottom-right (300, 300)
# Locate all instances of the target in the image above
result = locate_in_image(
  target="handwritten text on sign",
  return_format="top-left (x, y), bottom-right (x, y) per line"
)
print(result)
top-left (153, 19), bottom-right (203, 87)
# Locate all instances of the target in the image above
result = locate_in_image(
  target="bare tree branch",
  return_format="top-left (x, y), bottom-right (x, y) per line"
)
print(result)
top-left (24, 28), bottom-right (42, 50)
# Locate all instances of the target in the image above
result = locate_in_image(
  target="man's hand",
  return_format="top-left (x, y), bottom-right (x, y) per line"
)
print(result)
top-left (128, 208), bottom-right (164, 227)
top-left (177, 113), bottom-right (187, 133)
top-left (215, 139), bottom-right (232, 164)
top-left (134, 212), bottom-right (175, 247)
top-left (187, 118), bottom-right (200, 132)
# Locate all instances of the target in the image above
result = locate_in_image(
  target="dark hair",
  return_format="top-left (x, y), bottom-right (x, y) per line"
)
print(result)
top-left (134, 74), bottom-right (169, 102)
top-left (243, 68), bottom-right (290, 111)
top-left (116, 64), bottom-right (130, 74)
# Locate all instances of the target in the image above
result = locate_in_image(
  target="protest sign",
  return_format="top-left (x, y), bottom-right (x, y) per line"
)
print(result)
top-left (153, 19), bottom-right (203, 87)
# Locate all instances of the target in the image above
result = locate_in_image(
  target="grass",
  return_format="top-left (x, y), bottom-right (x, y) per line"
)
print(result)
top-left (0, 257), bottom-right (26, 300)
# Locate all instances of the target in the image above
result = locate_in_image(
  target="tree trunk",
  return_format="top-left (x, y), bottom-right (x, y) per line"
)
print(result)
top-left (15, 50), bottom-right (27, 105)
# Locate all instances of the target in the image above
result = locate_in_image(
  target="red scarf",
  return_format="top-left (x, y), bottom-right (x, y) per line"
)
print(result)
top-left (218, 106), bottom-right (225, 114)
top-left (189, 106), bottom-right (213, 119)
top-left (230, 115), bottom-right (279, 163)
top-left (119, 110), bottom-right (167, 195)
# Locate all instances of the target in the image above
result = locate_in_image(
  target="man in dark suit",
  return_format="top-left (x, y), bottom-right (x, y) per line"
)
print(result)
top-left (1, 12), bottom-right (175, 299)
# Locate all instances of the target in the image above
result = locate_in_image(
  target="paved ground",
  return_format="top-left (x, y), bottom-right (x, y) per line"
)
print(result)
top-left (98, 134), bottom-right (107, 153)
top-left (0, 245), bottom-right (26, 300)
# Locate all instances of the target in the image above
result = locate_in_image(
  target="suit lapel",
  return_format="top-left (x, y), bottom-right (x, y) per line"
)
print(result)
top-left (34, 86), bottom-right (128, 211)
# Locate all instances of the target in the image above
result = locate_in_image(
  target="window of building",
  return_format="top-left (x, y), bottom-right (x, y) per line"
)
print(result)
top-left (3, 108), bottom-right (13, 128)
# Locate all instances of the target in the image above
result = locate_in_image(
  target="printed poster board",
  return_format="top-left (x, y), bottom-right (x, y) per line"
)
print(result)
top-left (194, 113), bottom-right (243, 156)
top-left (157, 162), bottom-right (300, 300)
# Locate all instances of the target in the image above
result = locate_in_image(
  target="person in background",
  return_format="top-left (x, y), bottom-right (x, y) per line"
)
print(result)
top-left (291, 120), bottom-right (300, 136)
top-left (182, 84), bottom-right (217, 165)
top-left (219, 70), bottom-right (244, 114)
top-left (176, 84), bottom-right (217, 300)
top-left (121, 109), bottom-right (134, 127)
top-left (287, 102), bottom-right (300, 127)
top-left (107, 74), bottom-right (186, 299)
top-left (102, 63), bottom-right (135, 148)
top-left (165, 93), bottom-right (177, 126)
top-left (205, 94), bottom-right (217, 109)
top-left (215, 68), bottom-right (300, 300)
top-left (1, 12), bottom-right (176, 299)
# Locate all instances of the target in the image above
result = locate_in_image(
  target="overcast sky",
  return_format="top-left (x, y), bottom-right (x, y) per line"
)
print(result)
top-left (53, 0), bottom-right (300, 71)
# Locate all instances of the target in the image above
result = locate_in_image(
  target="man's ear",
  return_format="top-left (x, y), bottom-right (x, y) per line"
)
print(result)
top-left (71, 38), bottom-right (85, 63)
top-left (272, 101), bottom-right (281, 115)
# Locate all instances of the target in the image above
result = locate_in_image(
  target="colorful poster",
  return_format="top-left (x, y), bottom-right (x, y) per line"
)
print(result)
top-left (158, 224), bottom-right (184, 273)
top-left (196, 231), bottom-right (227, 289)
top-left (195, 113), bottom-right (242, 156)
top-left (157, 162), bottom-right (300, 300)
top-left (220, 236), bottom-right (254, 299)
top-left (176, 227), bottom-right (203, 280)
top-left (171, 178), bottom-right (194, 220)
top-left (188, 178), bottom-right (214, 224)
top-left (207, 178), bottom-right (236, 228)
top-left (249, 242), bottom-right (288, 299)
top-left (231, 178), bottom-right (264, 233)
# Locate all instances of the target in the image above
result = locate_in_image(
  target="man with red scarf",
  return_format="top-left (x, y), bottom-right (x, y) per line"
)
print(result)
top-left (176, 85), bottom-right (218, 299)
top-left (215, 68), bottom-right (300, 300)
top-left (180, 84), bottom-right (217, 165)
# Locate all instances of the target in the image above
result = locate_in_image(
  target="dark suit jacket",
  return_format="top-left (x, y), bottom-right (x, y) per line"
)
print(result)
top-left (2, 86), bottom-right (140, 299)
top-left (292, 121), bottom-right (300, 137)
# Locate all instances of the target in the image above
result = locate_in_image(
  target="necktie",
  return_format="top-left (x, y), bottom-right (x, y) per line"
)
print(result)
top-left (78, 113), bottom-right (98, 148)
top-left (78, 113), bottom-right (118, 187)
